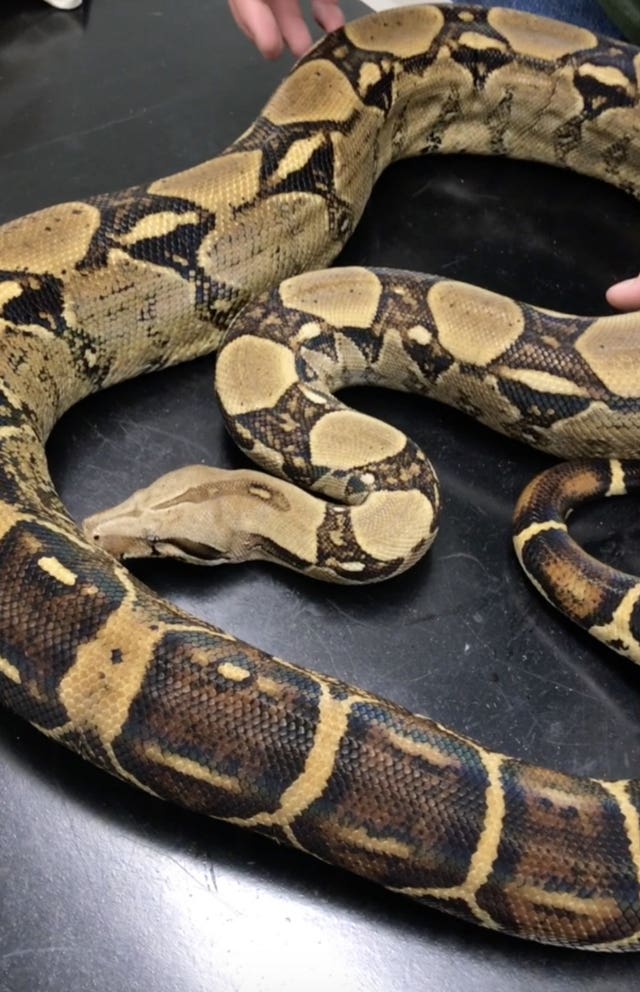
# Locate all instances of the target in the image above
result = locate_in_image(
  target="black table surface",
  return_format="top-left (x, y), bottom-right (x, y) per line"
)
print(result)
top-left (1, 1), bottom-right (639, 989)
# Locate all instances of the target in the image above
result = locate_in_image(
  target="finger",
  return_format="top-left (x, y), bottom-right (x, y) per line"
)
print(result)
top-left (228, 0), bottom-right (285, 59)
top-left (271, 0), bottom-right (313, 57)
top-left (606, 274), bottom-right (640, 312)
top-left (311, 0), bottom-right (345, 33)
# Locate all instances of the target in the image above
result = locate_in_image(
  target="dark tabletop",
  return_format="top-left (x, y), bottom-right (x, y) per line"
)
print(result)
top-left (1, 1), bottom-right (639, 989)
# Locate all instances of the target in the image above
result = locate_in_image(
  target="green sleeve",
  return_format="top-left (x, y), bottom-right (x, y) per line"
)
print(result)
top-left (598, 0), bottom-right (640, 42)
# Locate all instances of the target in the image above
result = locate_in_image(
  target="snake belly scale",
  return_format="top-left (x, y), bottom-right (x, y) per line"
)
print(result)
top-left (2, 3), bottom-right (640, 950)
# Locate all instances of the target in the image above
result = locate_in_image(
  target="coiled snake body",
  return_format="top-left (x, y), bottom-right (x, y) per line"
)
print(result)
top-left (2, 3), bottom-right (640, 950)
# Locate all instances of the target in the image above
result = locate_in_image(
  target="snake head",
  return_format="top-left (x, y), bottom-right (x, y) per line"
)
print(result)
top-left (81, 465), bottom-right (245, 565)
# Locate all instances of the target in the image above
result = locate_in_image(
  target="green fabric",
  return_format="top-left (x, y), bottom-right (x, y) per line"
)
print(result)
top-left (598, 0), bottom-right (640, 42)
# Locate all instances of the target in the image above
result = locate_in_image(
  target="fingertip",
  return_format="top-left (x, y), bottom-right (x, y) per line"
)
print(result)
top-left (231, 0), bottom-right (284, 59)
top-left (606, 276), bottom-right (640, 312)
top-left (282, 20), bottom-right (313, 58)
top-left (257, 34), bottom-right (285, 59)
top-left (313, 0), bottom-right (345, 33)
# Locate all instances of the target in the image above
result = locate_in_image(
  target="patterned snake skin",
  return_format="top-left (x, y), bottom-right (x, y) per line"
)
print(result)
top-left (1, 4), bottom-right (640, 950)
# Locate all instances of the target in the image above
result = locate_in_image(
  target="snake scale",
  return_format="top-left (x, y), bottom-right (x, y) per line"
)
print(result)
top-left (2, 3), bottom-right (640, 951)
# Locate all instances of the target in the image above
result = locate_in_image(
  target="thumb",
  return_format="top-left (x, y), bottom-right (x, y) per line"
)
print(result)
top-left (606, 274), bottom-right (640, 312)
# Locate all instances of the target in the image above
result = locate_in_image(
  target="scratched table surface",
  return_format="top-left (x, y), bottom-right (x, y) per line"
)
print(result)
top-left (0, 0), bottom-right (639, 989)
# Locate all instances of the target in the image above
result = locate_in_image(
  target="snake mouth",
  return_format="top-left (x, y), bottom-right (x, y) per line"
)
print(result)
top-left (152, 537), bottom-right (229, 564)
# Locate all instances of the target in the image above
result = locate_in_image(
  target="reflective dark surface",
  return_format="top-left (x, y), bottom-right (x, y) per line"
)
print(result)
top-left (1, 1), bottom-right (639, 988)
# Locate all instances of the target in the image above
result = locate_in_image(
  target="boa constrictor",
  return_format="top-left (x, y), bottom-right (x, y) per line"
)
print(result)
top-left (1, 3), bottom-right (640, 951)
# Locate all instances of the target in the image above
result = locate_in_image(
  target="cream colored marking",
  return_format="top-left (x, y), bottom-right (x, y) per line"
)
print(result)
top-left (248, 485), bottom-right (274, 502)
top-left (255, 676), bottom-right (281, 698)
top-left (351, 490), bottom-right (435, 562)
top-left (513, 519), bottom-right (566, 558)
top-left (582, 934), bottom-right (640, 952)
top-left (294, 321), bottom-right (324, 344)
top-left (387, 728), bottom-right (463, 771)
top-left (407, 324), bottom-right (432, 346)
top-left (487, 8), bottom-right (596, 58)
top-left (602, 780), bottom-right (640, 898)
top-left (271, 133), bottom-right (325, 186)
top-left (535, 782), bottom-right (597, 811)
top-left (336, 561), bottom-right (366, 573)
top-left (0, 202), bottom-right (100, 277)
top-left (589, 585), bottom-right (640, 664)
top-left (334, 824), bottom-right (412, 860)
top-left (358, 60), bottom-right (382, 94)
top-left (37, 556), bottom-right (77, 587)
top-left (578, 63), bottom-right (632, 92)
top-left (0, 280), bottom-right (23, 310)
top-left (218, 661), bottom-right (252, 683)
top-left (146, 743), bottom-right (242, 794)
top-left (0, 503), bottom-right (27, 546)
top-left (262, 686), bottom-right (352, 822)
top-left (346, 4), bottom-right (444, 57)
top-left (280, 267), bottom-right (382, 329)
top-left (394, 751), bottom-right (507, 931)
top-left (299, 384), bottom-right (331, 406)
top-left (459, 31), bottom-right (507, 52)
top-left (451, 751), bottom-right (507, 917)
top-left (149, 149), bottom-right (263, 214)
top-left (498, 367), bottom-right (589, 397)
top-left (575, 314), bottom-right (640, 398)
top-left (0, 422), bottom-right (24, 443)
top-left (309, 409), bottom-right (405, 470)
top-left (116, 210), bottom-right (201, 246)
top-left (607, 459), bottom-right (626, 497)
top-left (0, 655), bottom-right (20, 685)
top-left (504, 884), bottom-right (620, 918)
top-left (59, 573), bottom-right (160, 746)
top-left (265, 60), bottom-right (363, 125)
top-left (216, 336), bottom-right (297, 416)
top-left (428, 281), bottom-right (524, 367)
top-left (226, 685), bottom-right (354, 828)
top-left (30, 719), bottom-right (75, 742)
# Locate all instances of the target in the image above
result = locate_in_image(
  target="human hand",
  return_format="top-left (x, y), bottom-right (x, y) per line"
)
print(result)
top-left (229, 0), bottom-right (344, 59)
top-left (607, 275), bottom-right (640, 311)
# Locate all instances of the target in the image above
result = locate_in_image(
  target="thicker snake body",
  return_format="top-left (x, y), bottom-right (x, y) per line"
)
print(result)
top-left (1, 4), bottom-right (640, 950)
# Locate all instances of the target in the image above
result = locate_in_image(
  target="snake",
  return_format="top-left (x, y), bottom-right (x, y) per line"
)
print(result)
top-left (1, 2), bottom-right (640, 952)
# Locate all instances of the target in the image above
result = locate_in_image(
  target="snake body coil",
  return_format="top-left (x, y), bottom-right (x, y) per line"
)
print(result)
top-left (1, 4), bottom-right (640, 950)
